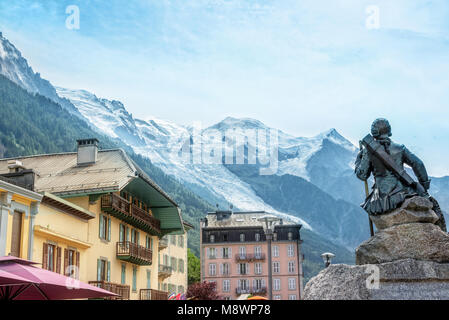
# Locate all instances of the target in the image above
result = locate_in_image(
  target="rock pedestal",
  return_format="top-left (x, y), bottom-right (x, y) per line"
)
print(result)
top-left (304, 196), bottom-right (449, 300)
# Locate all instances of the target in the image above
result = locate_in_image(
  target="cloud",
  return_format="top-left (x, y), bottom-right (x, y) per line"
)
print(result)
top-left (0, 0), bottom-right (448, 175)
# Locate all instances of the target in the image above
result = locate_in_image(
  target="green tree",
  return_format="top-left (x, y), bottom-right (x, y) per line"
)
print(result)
top-left (187, 248), bottom-right (200, 285)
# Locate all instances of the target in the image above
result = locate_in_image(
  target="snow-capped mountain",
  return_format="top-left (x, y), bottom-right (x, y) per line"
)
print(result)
top-left (3, 31), bottom-right (446, 251)
top-left (0, 32), bottom-right (80, 116)
top-left (55, 87), bottom-right (375, 248)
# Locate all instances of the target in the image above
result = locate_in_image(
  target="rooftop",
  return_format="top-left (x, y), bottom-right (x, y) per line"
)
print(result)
top-left (203, 211), bottom-right (300, 229)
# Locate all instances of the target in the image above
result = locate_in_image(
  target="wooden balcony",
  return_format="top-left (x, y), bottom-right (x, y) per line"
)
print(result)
top-left (139, 289), bottom-right (168, 300)
top-left (116, 241), bottom-right (152, 265)
top-left (158, 264), bottom-right (173, 280)
top-left (88, 281), bottom-right (130, 300)
top-left (158, 237), bottom-right (168, 251)
top-left (235, 253), bottom-right (266, 262)
top-left (101, 193), bottom-right (161, 235)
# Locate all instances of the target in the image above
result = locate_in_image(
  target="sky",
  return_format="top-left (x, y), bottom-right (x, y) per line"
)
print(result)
top-left (0, 0), bottom-right (448, 176)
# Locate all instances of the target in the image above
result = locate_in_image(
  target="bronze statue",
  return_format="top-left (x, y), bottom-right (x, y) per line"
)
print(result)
top-left (355, 118), bottom-right (446, 231)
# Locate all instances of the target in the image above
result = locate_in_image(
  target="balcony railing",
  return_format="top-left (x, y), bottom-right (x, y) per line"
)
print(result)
top-left (158, 237), bottom-right (168, 251)
top-left (88, 281), bottom-right (130, 300)
top-left (235, 287), bottom-right (267, 295)
top-left (101, 193), bottom-right (161, 235)
top-left (140, 289), bottom-right (168, 300)
top-left (158, 264), bottom-right (173, 280)
top-left (235, 253), bottom-right (266, 262)
top-left (116, 241), bottom-right (152, 265)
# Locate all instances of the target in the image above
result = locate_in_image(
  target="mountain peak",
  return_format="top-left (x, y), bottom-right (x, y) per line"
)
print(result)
top-left (209, 117), bottom-right (268, 131)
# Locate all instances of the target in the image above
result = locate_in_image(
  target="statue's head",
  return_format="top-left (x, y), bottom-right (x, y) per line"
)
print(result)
top-left (371, 118), bottom-right (392, 139)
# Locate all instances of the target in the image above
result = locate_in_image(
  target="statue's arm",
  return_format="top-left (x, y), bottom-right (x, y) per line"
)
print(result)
top-left (402, 146), bottom-right (431, 190)
top-left (355, 148), bottom-right (372, 181)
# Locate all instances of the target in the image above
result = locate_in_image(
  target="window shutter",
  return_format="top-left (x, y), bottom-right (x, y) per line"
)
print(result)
top-left (55, 247), bottom-right (62, 274)
top-left (107, 218), bottom-right (111, 241)
top-left (137, 232), bottom-right (140, 245)
top-left (262, 279), bottom-right (266, 288)
top-left (63, 249), bottom-right (68, 276)
top-left (97, 259), bottom-right (101, 281)
top-left (229, 247), bottom-right (232, 258)
top-left (107, 261), bottom-right (111, 282)
top-left (119, 225), bottom-right (123, 243)
top-left (126, 227), bottom-right (130, 242)
top-left (99, 214), bottom-right (104, 239)
top-left (42, 243), bottom-right (48, 270)
top-left (75, 251), bottom-right (80, 279)
top-left (219, 263), bottom-right (223, 275)
top-left (246, 263), bottom-right (249, 275)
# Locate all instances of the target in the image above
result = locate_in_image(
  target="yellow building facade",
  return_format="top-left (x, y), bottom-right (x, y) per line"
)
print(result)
top-left (0, 139), bottom-right (186, 300)
top-left (158, 222), bottom-right (192, 297)
top-left (0, 176), bottom-right (42, 260)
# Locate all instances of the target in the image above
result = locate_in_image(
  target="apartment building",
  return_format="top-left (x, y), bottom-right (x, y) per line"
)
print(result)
top-left (0, 139), bottom-right (186, 300)
top-left (158, 221), bottom-right (193, 296)
top-left (200, 211), bottom-right (304, 300)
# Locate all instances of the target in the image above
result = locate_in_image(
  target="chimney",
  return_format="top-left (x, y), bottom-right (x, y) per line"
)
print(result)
top-left (7, 160), bottom-right (25, 173)
top-left (77, 138), bottom-right (99, 166)
top-left (3, 160), bottom-right (35, 191)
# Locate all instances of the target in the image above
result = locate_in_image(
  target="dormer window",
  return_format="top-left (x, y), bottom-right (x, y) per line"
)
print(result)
top-left (288, 232), bottom-right (293, 240)
top-left (240, 234), bottom-right (245, 242)
top-left (210, 235), bottom-right (215, 243)
top-left (255, 233), bottom-right (260, 241)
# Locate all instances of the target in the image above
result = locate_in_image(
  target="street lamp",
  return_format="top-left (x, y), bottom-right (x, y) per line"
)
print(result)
top-left (321, 252), bottom-right (335, 268)
top-left (258, 215), bottom-right (280, 300)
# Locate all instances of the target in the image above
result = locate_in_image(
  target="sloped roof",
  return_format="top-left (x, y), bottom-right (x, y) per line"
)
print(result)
top-left (205, 211), bottom-right (299, 229)
top-left (0, 150), bottom-right (133, 195)
top-left (0, 149), bottom-right (183, 234)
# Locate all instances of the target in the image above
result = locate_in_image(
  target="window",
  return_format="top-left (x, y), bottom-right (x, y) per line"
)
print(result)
top-left (223, 279), bottom-right (230, 292)
top-left (239, 263), bottom-right (249, 275)
top-left (274, 295), bottom-right (281, 300)
top-left (224, 296), bottom-right (231, 300)
top-left (272, 246), bottom-right (279, 257)
top-left (222, 247), bottom-right (230, 259)
top-left (289, 295), bottom-right (297, 300)
top-left (99, 214), bottom-right (111, 241)
top-left (254, 246), bottom-right (262, 259)
top-left (97, 258), bottom-right (110, 282)
top-left (179, 235), bottom-right (184, 248)
top-left (255, 233), bottom-right (261, 241)
top-left (208, 247), bottom-right (216, 259)
top-left (288, 232), bottom-right (293, 240)
top-left (66, 248), bottom-right (78, 277)
top-left (132, 267), bottom-right (137, 292)
top-left (147, 270), bottom-right (151, 289)
top-left (238, 279), bottom-right (249, 291)
top-left (273, 262), bottom-right (280, 273)
top-left (273, 278), bottom-right (281, 291)
top-left (255, 263), bottom-right (262, 274)
top-left (239, 246), bottom-right (246, 259)
top-left (223, 233), bottom-right (228, 241)
top-left (240, 233), bottom-right (245, 242)
top-left (178, 285), bottom-right (184, 294)
top-left (131, 229), bottom-right (139, 244)
top-left (273, 232), bottom-right (278, 241)
top-left (119, 224), bottom-right (126, 242)
top-left (179, 259), bottom-right (184, 273)
top-left (42, 244), bottom-right (63, 274)
top-left (288, 278), bottom-right (296, 290)
top-left (121, 263), bottom-right (126, 284)
top-left (44, 243), bottom-right (55, 272)
top-left (209, 263), bottom-right (216, 276)
top-left (210, 234), bottom-right (215, 243)
top-left (221, 263), bottom-right (230, 275)
top-left (171, 257), bottom-right (177, 271)
top-left (287, 245), bottom-right (294, 257)
top-left (170, 235), bottom-right (176, 245)
top-left (253, 279), bottom-right (265, 291)
top-left (288, 261), bottom-right (295, 273)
